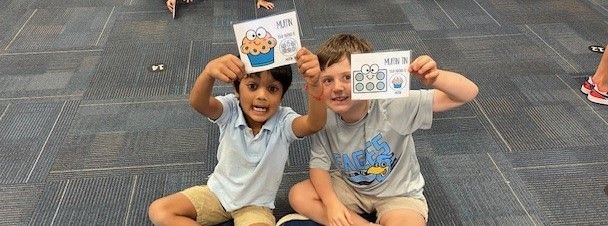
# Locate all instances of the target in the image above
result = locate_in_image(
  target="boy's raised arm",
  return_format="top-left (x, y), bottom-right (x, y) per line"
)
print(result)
top-left (292, 48), bottom-right (327, 137)
top-left (190, 54), bottom-right (245, 120)
top-left (408, 55), bottom-right (479, 112)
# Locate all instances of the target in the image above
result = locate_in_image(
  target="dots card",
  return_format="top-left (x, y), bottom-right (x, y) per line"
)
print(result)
top-left (350, 50), bottom-right (411, 100)
top-left (233, 11), bottom-right (301, 73)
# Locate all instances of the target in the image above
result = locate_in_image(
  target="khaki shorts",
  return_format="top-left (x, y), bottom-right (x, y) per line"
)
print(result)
top-left (180, 186), bottom-right (275, 226)
top-left (330, 172), bottom-right (429, 222)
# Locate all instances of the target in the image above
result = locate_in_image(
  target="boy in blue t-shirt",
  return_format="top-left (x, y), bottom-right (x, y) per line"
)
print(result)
top-left (148, 48), bottom-right (325, 226)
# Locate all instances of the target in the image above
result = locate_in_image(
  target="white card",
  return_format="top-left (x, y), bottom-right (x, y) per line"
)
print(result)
top-left (350, 51), bottom-right (411, 100)
top-left (233, 11), bottom-right (301, 73)
top-left (172, 5), bottom-right (176, 19)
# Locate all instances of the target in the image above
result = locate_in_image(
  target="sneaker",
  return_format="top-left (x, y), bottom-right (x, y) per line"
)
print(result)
top-left (276, 213), bottom-right (320, 226)
top-left (588, 86), bottom-right (608, 105)
top-left (581, 76), bottom-right (595, 94)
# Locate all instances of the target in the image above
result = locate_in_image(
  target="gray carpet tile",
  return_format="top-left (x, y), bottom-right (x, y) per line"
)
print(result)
top-left (30, 177), bottom-right (133, 226)
top-left (474, 73), bottom-right (608, 152)
top-left (0, 51), bottom-right (100, 99)
top-left (184, 40), bottom-right (213, 95)
top-left (490, 0), bottom-right (605, 25)
top-left (0, 101), bottom-right (73, 184)
top-left (27, 180), bottom-right (66, 225)
top-left (211, 0), bottom-right (258, 43)
top-left (4, 7), bottom-right (113, 52)
top-left (423, 153), bottom-right (547, 225)
top-left (25, 100), bottom-right (81, 183)
top-left (516, 164), bottom-right (608, 225)
top-left (292, 1), bottom-right (314, 39)
top-left (273, 171), bottom-right (309, 218)
top-left (0, 183), bottom-right (45, 225)
top-left (50, 100), bottom-right (208, 175)
top-left (303, 0), bottom-right (408, 28)
top-left (414, 115), bottom-right (502, 156)
top-left (127, 171), bottom-right (209, 225)
top-left (520, 23), bottom-right (589, 75)
top-left (423, 30), bottom-right (564, 77)
top-left (507, 147), bottom-right (608, 169)
top-left (84, 42), bottom-right (193, 100)
top-left (0, 1), bottom-right (34, 51)
top-left (399, 0), bottom-right (503, 30)
top-left (31, 0), bottom-right (125, 8)
top-left (105, 4), bottom-right (213, 45)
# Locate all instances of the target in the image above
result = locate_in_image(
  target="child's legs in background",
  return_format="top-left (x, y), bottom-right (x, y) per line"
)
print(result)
top-left (592, 44), bottom-right (608, 91)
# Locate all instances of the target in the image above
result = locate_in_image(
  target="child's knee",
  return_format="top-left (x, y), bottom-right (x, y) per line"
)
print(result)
top-left (288, 180), bottom-right (313, 205)
top-left (148, 199), bottom-right (171, 225)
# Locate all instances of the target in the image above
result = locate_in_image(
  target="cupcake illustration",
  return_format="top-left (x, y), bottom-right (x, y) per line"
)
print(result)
top-left (392, 76), bottom-right (404, 89)
top-left (240, 27), bottom-right (277, 67)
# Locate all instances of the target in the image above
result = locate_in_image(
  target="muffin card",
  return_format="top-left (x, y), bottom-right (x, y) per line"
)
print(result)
top-left (350, 50), bottom-right (411, 100)
top-left (233, 11), bottom-right (301, 73)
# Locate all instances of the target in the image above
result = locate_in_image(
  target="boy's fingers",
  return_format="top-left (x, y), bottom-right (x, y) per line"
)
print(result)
top-left (295, 48), bottom-right (309, 59)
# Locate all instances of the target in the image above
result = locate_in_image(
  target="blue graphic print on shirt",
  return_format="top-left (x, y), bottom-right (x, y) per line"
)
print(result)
top-left (332, 133), bottom-right (397, 185)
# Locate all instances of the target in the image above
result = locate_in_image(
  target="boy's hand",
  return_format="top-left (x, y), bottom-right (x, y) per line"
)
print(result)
top-left (409, 55), bottom-right (440, 86)
top-left (326, 200), bottom-right (354, 226)
top-left (202, 54), bottom-right (245, 83)
top-left (296, 48), bottom-right (321, 86)
top-left (257, 0), bottom-right (275, 9)
top-left (166, 0), bottom-right (192, 13)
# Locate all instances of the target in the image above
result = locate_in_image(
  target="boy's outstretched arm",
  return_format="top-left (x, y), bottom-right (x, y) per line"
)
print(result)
top-left (409, 55), bottom-right (479, 112)
top-left (190, 54), bottom-right (245, 120)
top-left (292, 48), bottom-right (327, 137)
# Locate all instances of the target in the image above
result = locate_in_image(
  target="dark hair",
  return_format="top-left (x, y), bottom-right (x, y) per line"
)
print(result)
top-left (233, 65), bottom-right (293, 97)
top-left (317, 34), bottom-right (373, 70)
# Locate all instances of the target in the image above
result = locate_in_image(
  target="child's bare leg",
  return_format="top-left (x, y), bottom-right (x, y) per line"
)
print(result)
top-left (592, 44), bottom-right (608, 91)
top-left (257, 0), bottom-right (275, 9)
top-left (148, 193), bottom-right (198, 226)
top-left (288, 180), bottom-right (371, 226)
top-left (379, 209), bottom-right (426, 226)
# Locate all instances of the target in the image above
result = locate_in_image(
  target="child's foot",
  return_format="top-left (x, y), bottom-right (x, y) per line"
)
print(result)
top-left (588, 86), bottom-right (608, 105)
top-left (276, 213), bottom-right (320, 226)
top-left (581, 76), bottom-right (595, 94)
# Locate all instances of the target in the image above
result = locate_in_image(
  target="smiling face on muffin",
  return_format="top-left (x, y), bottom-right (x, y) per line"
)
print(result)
top-left (240, 27), bottom-right (277, 56)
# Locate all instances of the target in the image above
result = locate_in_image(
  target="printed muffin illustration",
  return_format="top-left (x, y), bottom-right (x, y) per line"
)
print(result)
top-left (240, 27), bottom-right (277, 67)
top-left (392, 76), bottom-right (404, 88)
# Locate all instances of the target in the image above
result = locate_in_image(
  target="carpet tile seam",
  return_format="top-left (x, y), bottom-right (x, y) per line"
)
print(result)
top-left (26, 101), bottom-right (67, 183)
top-left (95, 6), bottom-right (115, 46)
top-left (49, 162), bottom-right (206, 174)
top-left (473, 99), bottom-right (514, 152)
top-left (513, 161), bottom-right (608, 170)
top-left (486, 152), bottom-right (538, 226)
top-left (524, 24), bottom-right (579, 73)
top-left (4, 9), bottom-right (37, 51)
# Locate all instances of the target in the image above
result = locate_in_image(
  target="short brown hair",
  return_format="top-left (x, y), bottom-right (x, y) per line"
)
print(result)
top-left (316, 34), bottom-right (373, 70)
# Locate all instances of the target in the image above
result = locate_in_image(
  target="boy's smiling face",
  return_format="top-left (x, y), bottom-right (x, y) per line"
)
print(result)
top-left (237, 71), bottom-right (284, 128)
top-left (320, 58), bottom-right (368, 121)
